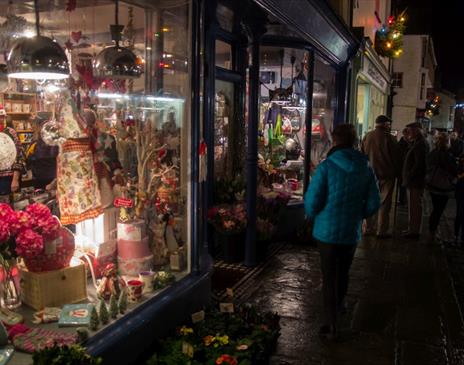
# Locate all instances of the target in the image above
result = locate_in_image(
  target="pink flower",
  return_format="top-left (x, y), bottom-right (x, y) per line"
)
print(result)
top-left (10, 211), bottom-right (32, 234)
top-left (25, 203), bottom-right (52, 224)
top-left (0, 203), bottom-right (16, 225)
top-left (39, 216), bottom-right (60, 238)
top-left (0, 221), bottom-right (10, 243)
top-left (15, 229), bottom-right (44, 258)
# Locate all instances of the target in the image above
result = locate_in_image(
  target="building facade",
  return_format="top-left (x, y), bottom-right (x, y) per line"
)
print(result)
top-left (430, 90), bottom-right (456, 130)
top-left (392, 35), bottom-right (437, 132)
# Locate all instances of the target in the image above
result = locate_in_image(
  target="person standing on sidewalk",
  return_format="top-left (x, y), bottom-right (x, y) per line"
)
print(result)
top-left (450, 131), bottom-right (464, 159)
top-left (304, 124), bottom-right (380, 340)
top-left (425, 133), bottom-right (457, 243)
top-left (361, 115), bottom-right (399, 238)
top-left (397, 128), bottom-right (411, 206)
top-left (402, 122), bottom-right (428, 239)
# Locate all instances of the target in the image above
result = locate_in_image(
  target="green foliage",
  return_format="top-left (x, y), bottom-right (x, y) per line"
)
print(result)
top-left (153, 271), bottom-right (176, 290)
top-left (146, 304), bottom-right (280, 365)
top-left (98, 300), bottom-right (109, 325)
top-left (213, 176), bottom-right (246, 205)
top-left (89, 306), bottom-right (99, 331)
top-left (32, 344), bottom-right (102, 365)
top-left (109, 294), bottom-right (118, 319)
top-left (76, 327), bottom-right (89, 344)
top-left (118, 289), bottom-right (128, 314)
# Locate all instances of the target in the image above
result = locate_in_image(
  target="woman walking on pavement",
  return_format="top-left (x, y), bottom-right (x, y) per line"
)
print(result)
top-left (304, 124), bottom-right (380, 340)
top-left (425, 132), bottom-right (457, 243)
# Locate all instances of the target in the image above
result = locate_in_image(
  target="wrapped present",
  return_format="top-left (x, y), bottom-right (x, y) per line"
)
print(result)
top-left (117, 220), bottom-right (146, 241)
top-left (118, 255), bottom-right (153, 277)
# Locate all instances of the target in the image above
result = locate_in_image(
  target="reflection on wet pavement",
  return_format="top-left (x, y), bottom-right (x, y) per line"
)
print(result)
top-left (241, 206), bottom-right (464, 365)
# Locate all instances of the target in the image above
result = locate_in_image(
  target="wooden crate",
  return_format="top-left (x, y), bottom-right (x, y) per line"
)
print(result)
top-left (19, 264), bottom-right (87, 310)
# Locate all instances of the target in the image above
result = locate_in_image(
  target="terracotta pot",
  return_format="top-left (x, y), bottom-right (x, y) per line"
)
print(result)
top-left (23, 227), bottom-right (75, 272)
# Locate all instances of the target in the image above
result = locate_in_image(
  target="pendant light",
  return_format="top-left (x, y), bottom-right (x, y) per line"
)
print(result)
top-left (93, 0), bottom-right (142, 80)
top-left (7, 0), bottom-right (69, 80)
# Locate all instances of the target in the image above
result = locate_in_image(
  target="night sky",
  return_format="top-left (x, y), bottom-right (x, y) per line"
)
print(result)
top-left (395, 0), bottom-right (464, 95)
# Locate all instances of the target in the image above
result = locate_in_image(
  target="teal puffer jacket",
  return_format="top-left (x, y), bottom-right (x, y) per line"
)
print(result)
top-left (304, 147), bottom-right (381, 245)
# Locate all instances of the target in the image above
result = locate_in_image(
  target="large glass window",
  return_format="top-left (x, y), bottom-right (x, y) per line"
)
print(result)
top-left (258, 47), bottom-right (309, 202)
top-left (0, 0), bottom-right (192, 350)
top-left (311, 56), bottom-right (336, 172)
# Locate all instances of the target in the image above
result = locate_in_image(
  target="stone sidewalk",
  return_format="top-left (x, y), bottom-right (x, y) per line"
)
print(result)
top-left (240, 205), bottom-right (464, 365)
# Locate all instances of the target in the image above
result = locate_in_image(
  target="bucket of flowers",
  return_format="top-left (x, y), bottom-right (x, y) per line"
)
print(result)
top-left (207, 204), bottom-right (247, 263)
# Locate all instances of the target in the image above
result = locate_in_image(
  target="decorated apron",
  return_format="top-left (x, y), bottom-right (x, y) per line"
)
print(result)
top-left (56, 96), bottom-right (102, 225)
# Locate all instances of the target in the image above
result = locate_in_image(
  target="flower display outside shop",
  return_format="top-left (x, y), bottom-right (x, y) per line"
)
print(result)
top-left (207, 204), bottom-right (247, 235)
top-left (146, 304), bottom-right (280, 365)
top-left (256, 191), bottom-right (291, 241)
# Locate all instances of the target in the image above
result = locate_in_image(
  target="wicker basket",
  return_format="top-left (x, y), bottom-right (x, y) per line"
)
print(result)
top-left (19, 264), bottom-right (87, 310)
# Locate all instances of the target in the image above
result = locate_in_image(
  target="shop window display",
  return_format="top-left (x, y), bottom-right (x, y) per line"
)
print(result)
top-left (311, 56), bottom-right (336, 172)
top-left (0, 0), bottom-right (191, 361)
top-left (258, 47), bottom-right (309, 202)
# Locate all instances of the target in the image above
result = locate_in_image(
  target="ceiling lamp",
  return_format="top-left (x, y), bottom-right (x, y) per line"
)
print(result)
top-left (7, 0), bottom-right (69, 80)
top-left (94, 0), bottom-right (142, 80)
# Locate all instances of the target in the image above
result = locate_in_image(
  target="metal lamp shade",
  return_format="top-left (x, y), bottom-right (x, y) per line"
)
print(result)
top-left (7, 36), bottom-right (69, 80)
top-left (94, 46), bottom-right (142, 80)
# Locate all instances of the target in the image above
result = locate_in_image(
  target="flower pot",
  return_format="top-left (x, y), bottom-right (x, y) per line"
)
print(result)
top-left (215, 231), bottom-right (245, 263)
top-left (23, 227), bottom-right (75, 272)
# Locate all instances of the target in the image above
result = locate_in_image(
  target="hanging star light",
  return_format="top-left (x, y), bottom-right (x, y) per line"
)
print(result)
top-left (375, 9), bottom-right (407, 58)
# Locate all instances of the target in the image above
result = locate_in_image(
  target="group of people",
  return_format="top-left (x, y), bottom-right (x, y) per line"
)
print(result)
top-left (303, 115), bottom-right (464, 341)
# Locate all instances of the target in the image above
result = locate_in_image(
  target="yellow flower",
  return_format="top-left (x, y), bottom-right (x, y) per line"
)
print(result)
top-left (216, 335), bottom-right (229, 346)
top-left (179, 326), bottom-right (194, 336)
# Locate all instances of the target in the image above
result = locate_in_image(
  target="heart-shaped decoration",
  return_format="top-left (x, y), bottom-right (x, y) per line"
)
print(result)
top-left (71, 31), bottom-right (82, 43)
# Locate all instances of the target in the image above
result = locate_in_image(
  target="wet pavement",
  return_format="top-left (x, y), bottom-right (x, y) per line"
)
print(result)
top-left (240, 203), bottom-right (464, 365)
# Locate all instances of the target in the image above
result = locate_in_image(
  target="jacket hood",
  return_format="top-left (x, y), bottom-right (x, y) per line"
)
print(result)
top-left (327, 148), bottom-right (369, 172)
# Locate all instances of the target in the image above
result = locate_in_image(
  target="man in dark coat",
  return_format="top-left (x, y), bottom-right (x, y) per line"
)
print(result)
top-left (402, 122), bottom-right (428, 239)
top-left (361, 115), bottom-right (399, 238)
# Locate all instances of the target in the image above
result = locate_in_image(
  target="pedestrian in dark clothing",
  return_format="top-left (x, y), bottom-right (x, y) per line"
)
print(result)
top-left (397, 127), bottom-right (410, 205)
top-left (454, 157), bottom-right (464, 245)
top-left (425, 133), bottom-right (457, 242)
top-left (304, 124), bottom-right (380, 340)
top-left (450, 132), bottom-right (464, 159)
top-left (402, 122), bottom-right (428, 239)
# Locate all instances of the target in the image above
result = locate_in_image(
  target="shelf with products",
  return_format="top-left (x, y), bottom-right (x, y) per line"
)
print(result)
top-left (1, 92), bottom-right (37, 116)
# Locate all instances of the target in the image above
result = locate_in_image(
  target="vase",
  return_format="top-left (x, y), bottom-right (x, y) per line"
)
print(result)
top-left (215, 231), bottom-right (245, 263)
top-left (23, 227), bottom-right (75, 273)
top-left (1, 264), bottom-right (21, 310)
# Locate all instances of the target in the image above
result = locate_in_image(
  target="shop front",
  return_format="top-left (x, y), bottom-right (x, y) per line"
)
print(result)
top-left (350, 39), bottom-right (390, 137)
top-left (204, 0), bottom-right (358, 266)
top-left (0, 0), bottom-right (208, 364)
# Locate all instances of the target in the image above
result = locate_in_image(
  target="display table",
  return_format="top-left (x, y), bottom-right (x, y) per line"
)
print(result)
top-left (5, 271), bottom-right (188, 365)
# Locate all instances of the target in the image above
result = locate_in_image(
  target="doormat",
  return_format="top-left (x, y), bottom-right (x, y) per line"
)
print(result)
top-left (211, 241), bottom-right (285, 303)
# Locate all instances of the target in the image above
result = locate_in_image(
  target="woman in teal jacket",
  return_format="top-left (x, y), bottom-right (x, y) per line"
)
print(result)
top-left (304, 124), bottom-right (380, 340)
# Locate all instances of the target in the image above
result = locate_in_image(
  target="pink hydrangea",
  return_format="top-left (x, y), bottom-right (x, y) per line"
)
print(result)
top-left (10, 210), bottom-right (32, 234)
top-left (0, 203), bottom-right (16, 225)
top-left (38, 216), bottom-right (60, 238)
top-left (0, 221), bottom-right (10, 243)
top-left (25, 203), bottom-right (52, 225)
top-left (15, 229), bottom-right (44, 258)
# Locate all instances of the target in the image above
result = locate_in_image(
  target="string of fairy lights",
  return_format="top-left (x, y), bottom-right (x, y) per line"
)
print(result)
top-left (375, 10), bottom-right (407, 58)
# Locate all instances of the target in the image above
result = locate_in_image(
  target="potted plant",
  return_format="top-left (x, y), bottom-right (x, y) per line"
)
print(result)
top-left (207, 204), bottom-right (247, 263)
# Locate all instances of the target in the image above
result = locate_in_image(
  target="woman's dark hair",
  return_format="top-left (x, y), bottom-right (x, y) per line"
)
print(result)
top-left (332, 124), bottom-right (357, 147)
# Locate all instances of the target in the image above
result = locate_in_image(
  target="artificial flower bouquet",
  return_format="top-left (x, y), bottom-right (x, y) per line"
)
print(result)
top-left (207, 204), bottom-right (247, 235)
top-left (0, 203), bottom-right (74, 272)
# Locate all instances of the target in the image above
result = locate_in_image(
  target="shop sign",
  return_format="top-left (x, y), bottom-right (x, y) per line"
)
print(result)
top-left (362, 58), bottom-right (388, 93)
top-left (114, 198), bottom-right (134, 208)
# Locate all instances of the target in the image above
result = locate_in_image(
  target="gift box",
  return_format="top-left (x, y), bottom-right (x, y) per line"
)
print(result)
top-left (19, 264), bottom-right (87, 310)
top-left (117, 220), bottom-right (146, 241)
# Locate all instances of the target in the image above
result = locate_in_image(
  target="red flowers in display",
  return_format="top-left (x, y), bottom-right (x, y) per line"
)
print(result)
top-left (215, 354), bottom-right (238, 365)
top-left (0, 203), bottom-right (60, 260)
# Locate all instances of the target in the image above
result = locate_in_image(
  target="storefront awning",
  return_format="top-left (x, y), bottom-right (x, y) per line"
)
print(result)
top-left (253, 0), bottom-right (359, 65)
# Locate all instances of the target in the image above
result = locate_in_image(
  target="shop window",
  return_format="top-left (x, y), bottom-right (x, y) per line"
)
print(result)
top-left (392, 72), bottom-right (403, 88)
top-left (0, 0), bottom-right (192, 352)
top-left (216, 3), bottom-right (234, 32)
top-left (216, 40), bottom-right (233, 70)
top-left (312, 57), bottom-right (336, 170)
top-left (258, 47), bottom-right (309, 202)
